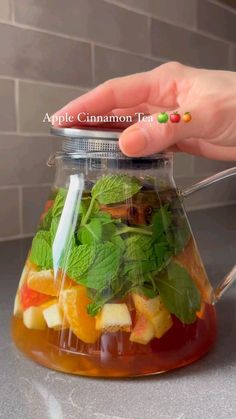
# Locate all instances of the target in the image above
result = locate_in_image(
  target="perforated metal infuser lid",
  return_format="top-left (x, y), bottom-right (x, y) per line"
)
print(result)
top-left (51, 126), bottom-right (122, 154)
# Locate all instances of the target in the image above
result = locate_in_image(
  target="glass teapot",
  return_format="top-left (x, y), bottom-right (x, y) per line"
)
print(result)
top-left (12, 126), bottom-right (236, 378)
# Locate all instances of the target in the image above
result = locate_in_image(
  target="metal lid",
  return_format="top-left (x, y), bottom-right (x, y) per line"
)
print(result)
top-left (51, 126), bottom-right (124, 154)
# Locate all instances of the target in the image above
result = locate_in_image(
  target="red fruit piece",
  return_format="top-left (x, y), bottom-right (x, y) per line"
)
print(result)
top-left (170, 112), bottom-right (181, 123)
top-left (20, 283), bottom-right (50, 310)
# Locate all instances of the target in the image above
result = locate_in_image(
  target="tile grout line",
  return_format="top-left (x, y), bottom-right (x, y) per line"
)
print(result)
top-left (18, 185), bottom-right (23, 235)
top-left (0, 233), bottom-right (33, 243)
top-left (14, 79), bottom-right (20, 133)
top-left (208, 0), bottom-right (236, 15)
top-left (105, 0), bottom-right (236, 17)
top-left (0, 16), bottom-right (233, 54)
top-left (0, 183), bottom-right (51, 190)
top-left (0, 74), bottom-right (90, 91)
top-left (91, 42), bottom-right (96, 87)
top-left (10, 0), bottom-right (15, 22)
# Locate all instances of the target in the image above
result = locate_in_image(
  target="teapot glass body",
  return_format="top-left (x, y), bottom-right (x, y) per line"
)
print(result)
top-left (11, 127), bottom-right (220, 377)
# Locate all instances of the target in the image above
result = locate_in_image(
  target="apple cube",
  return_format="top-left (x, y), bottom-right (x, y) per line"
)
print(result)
top-left (95, 303), bottom-right (132, 332)
top-left (23, 306), bottom-right (46, 330)
top-left (43, 302), bottom-right (68, 329)
top-left (130, 315), bottom-right (154, 345)
top-left (13, 293), bottom-right (23, 318)
top-left (151, 309), bottom-right (173, 339)
top-left (132, 294), bottom-right (162, 320)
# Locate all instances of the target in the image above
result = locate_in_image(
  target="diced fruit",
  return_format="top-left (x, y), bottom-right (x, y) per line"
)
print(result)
top-left (132, 293), bottom-right (162, 320)
top-left (61, 286), bottom-right (100, 344)
top-left (43, 302), bottom-right (68, 329)
top-left (132, 293), bottom-right (173, 339)
top-left (20, 283), bottom-right (50, 310)
top-left (95, 303), bottom-right (132, 333)
top-left (27, 269), bottom-right (72, 297)
top-left (130, 315), bottom-right (154, 344)
top-left (13, 293), bottom-right (23, 318)
top-left (40, 299), bottom-right (58, 309)
top-left (23, 306), bottom-right (46, 330)
top-left (151, 309), bottom-right (173, 339)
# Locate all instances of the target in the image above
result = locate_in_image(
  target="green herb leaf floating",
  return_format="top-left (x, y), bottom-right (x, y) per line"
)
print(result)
top-left (66, 244), bottom-right (96, 281)
top-left (91, 174), bottom-right (142, 205)
top-left (152, 204), bottom-right (172, 241)
top-left (30, 230), bottom-right (53, 270)
top-left (156, 261), bottom-right (201, 324)
top-left (78, 242), bottom-right (121, 290)
top-left (78, 219), bottom-right (103, 246)
top-left (124, 235), bottom-right (154, 261)
top-left (52, 188), bottom-right (67, 218)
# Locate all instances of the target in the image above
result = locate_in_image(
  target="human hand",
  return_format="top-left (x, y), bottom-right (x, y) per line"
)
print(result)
top-left (52, 62), bottom-right (236, 160)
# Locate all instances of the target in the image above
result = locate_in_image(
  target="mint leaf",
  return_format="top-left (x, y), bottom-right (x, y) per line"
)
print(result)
top-left (156, 261), bottom-right (201, 324)
top-left (124, 259), bottom-right (157, 282)
top-left (124, 235), bottom-right (154, 261)
top-left (66, 245), bottom-right (96, 281)
top-left (50, 217), bottom-right (60, 242)
top-left (79, 243), bottom-right (121, 290)
top-left (30, 231), bottom-right (53, 269)
top-left (154, 242), bottom-right (172, 270)
top-left (40, 207), bottom-right (53, 231)
top-left (91, 174), bottom-right (141, 205)
top-left (93, 211), bottom-right (112, 222)
top-left (79, 197), bottom-right (99, 218)
top-left (152, 205), bottom-right (172, 241)
top-left (111, 235), bottom-right (125, 252)
top-left (78, 219), bottom-right (103, 246)
top-left (102, 222), bottom-right (117, 241)
top-left (171, 217), bottom-right (190, 255)
top-left (52, 189), bottom-right (67, 218)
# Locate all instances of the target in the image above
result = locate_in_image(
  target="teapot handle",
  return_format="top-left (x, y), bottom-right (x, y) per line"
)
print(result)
top-left (180, 166), bottom-right (236, 302)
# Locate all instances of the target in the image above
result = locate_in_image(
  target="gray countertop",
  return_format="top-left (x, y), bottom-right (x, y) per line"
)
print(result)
top-left (1, 205), bottom-right (236, 419)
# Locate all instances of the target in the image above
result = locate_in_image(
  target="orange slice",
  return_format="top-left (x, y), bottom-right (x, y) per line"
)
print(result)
top-left (61, 286), bottom-right (100, 344)
top-left (27, 269), bottom-right (72, 297)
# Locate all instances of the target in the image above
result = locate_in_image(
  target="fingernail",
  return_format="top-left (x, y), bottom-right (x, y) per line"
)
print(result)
top-left (119, 128), bottom-right (147, 156)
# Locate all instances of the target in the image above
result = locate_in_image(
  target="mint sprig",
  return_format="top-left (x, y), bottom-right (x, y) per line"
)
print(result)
top-left (31, 176), bottom-right (198, 324)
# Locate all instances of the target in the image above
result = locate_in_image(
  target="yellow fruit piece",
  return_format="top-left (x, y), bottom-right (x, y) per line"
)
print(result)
top-left (132, 294), bottom-right (162, 320)
top-left (61, 286), bottom-right (99, 344)
top-left (130, 314), bottom-right (154, 344)
top-left (27, 269), bottom-right (71, 297)
top-left (132, 293), bottom-right (173, 339)
top-left (13, 293), bottom-right (23, 318)
top-left (95, 303), bottom-right (132, 333)
top-left (151, 309), bottom-right (173, 339)
top-left (43, 302), bottom-right (68, 329)
top-left (40, 298), bottom-right (58, 309)
top-left (23, 306), bottom-right (46, 330)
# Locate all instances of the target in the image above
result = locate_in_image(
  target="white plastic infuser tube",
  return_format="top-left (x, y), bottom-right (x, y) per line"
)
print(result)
top-left (52, 174), bottom-right (84, 277)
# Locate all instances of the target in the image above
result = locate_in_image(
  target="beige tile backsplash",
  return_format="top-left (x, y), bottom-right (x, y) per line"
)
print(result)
top-left (22, 185), bottom-right (51, 235)
top-left (0, 79), bottom-right (16, 131)
top-left (0, 0), bottom-right (11, 22)
top-left (0, 0), bottom-right (236, 239)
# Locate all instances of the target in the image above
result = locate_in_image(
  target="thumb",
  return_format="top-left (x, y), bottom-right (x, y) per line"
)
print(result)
top-left (119, 109), bottom-right (199, 156)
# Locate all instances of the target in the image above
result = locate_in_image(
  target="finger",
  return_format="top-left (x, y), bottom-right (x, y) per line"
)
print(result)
top-left (52, 62), bottom-right (187, 127)
top-left (52, 72), bottom-right (153, 127)
top-left (119, 108), bottom-right (200, 156)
